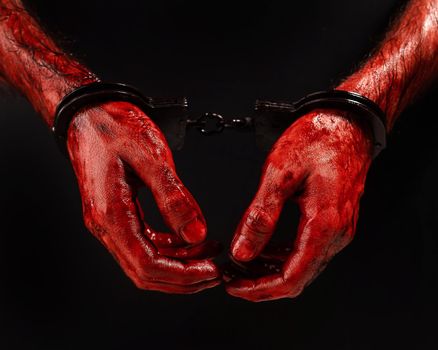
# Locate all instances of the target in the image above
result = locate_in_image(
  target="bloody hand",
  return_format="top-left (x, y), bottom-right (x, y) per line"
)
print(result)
top-left (226, 110), bottom-right (373, 301)
top-left (226, 0), bottom-right (437, 301)
top-left (66, 101), bottom-right (221, 293)
top-left (0, 0), bottom-right (221, 293)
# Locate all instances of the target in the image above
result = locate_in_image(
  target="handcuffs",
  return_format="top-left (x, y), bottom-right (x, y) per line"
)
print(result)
top-left (53, 82), bottom-right (387, 158)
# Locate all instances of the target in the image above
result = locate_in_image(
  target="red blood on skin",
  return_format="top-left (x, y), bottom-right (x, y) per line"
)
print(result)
top-left (64, 101), bottom-right (222, 293)
top-left (227, 0), bottom-right (438, 301)
top-left (0, 0), bottom-right (437, 299)
top-left (0, 0), bottom-right (221, 293)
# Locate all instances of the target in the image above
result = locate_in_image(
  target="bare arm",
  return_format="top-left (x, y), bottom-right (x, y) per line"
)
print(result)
top-left (0, 0), bottom-right (98, 125)
top-left (338, 0), bottom-right (438, 130)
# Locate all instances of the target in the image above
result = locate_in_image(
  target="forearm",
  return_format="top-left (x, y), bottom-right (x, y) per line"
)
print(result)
top-left (338, 0), bottom-right (438, 130)
top-left (0, 0), bottom-right (98, 126)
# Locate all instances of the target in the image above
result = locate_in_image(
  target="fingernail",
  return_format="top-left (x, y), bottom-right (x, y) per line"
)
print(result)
top-left (233, 238), bottom-right (255, 262)
top-left (180, 217), bottom-right (206, 244)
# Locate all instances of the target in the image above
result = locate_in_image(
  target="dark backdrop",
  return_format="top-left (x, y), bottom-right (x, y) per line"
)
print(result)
top-left (0, 0), bottom-right (437, 349)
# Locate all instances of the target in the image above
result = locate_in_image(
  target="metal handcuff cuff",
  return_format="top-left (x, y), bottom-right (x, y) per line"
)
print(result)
top-left (52, 82), bottom-right (387, 158)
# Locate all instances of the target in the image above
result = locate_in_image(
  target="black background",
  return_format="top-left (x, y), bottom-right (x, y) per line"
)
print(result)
top-left (0, 0), bottom-right (437, 349)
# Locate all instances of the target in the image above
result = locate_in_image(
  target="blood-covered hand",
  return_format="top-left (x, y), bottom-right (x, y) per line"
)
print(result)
top-left (0, 0), bottom-right (221, 293)
top-left (225, 0), bottom-right (438, 302)
top-left (226, 110), bottom-right (373, 301)
top-left (66, 101), bottom-right (221, 293)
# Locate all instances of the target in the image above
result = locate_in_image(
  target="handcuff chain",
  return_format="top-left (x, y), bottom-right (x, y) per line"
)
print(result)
top-left (186, 112), bottom-right (253, 135)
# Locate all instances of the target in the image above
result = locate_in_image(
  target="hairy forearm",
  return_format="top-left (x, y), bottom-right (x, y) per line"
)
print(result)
top-left (0, 0), bottom-right (98, 126)
top-left (338, 0), bottom-right (438, 130)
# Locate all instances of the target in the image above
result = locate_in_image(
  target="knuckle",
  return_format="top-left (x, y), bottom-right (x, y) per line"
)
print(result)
top-left (244, 207), bottom-right (275, 236)
top-left (163, 196), bottom-right (186, 214)
top-left (145, 140), bottom-right (173, 163)
top-left (161, 193), bottom-right (197, 225)
top-left (135, 256), bottom-right (197, 286)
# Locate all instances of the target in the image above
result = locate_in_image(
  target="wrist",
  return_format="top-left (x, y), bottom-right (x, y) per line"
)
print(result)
top-left (336, 0), bottom-right (438, 132)
top-left (336, 73), bottom-right (387, 124)
top-left (35, 67), bottom-right (100, 126)
top-left (337, 68), bottom-right (403, 132)
top-left (0, 52), bottom-right (99, 126)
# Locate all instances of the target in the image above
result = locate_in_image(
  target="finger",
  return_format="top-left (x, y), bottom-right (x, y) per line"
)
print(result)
top-left (126, 176), bottom-right (221, 285)
top-left (225, 274), bottom-right (289, 302)
top-left (226, 174), bottom-right (353, 301)
top-left (226, 238), bottom-right (318, 302)
top-left (138, 197), bottom-right (221, 260)
top-left (152, 167), bottom-right (207, 244)
top-left (144, 229), bottom-right (186, 248)
top-left (73, 154), bottom-right (219, 289)
top-left (97, 106), bottom-right (207, 244)
top-left (230, 188), bottom-right (283, 262)
top-left (225, 209), bottom-right (343, 301)
top-left (143, 222), bottom-right (222, 259)
top-left (140, 255), bottom-right (221, 286)
top-left (156, 240), bottom-right (223, 260)
top-left (129, 195), bottom-right (221, 285)
top-left (224, 255), bottom-right (283, 280)
top-left (226, 240), bottom-right (311, 301)
top-left (134, 192), bottom-right (219, 261)
top-left (142, 278), bottom-right (221, 294)
top-left (231, 162), bottom-right (303, 262)
top-left (226, 169), bottom-right (352, 301)
top-left (224, 242), bottom-right (291, 281)
top-left (129, 157), bottom-right (207, 244)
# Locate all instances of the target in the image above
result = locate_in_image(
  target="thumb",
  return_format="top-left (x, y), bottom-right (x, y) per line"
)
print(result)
top-left (231, 157), bottom-right (305, 262)
top-left (231, 175), bottom-right (285, 262)
top-left (150, 166), bottom-right (207, 244)
top-left (129, 157), bottom-right (207, 244)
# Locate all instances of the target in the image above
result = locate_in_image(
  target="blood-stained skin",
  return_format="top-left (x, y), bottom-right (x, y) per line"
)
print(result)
top-left (0, 0), bottom-right (221, 293)
top-left (0, 0), bottom-right (437, 299)
top-left (66, 101), bottom-right (222, 293)
top-left (0, 0), bottom-right (97, 124)
top-left (227, 0), bottom-right (438, 301)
